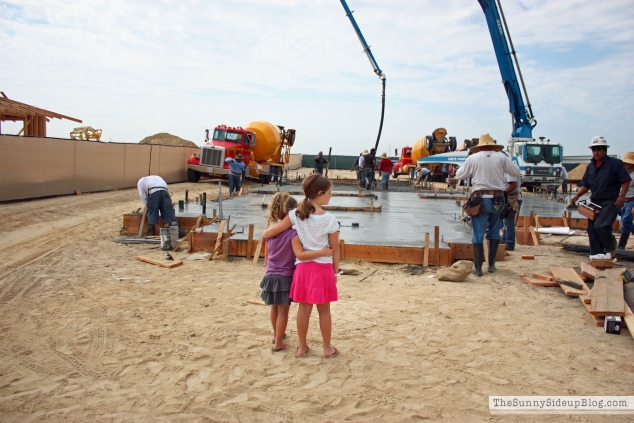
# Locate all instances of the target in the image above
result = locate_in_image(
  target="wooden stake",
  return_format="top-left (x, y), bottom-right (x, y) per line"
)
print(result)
top-left (522, 255), bottom-right (535, 260)
top-left (246, 224), bottom-right (255, 260)
top-left (137, 207), bottom-right (147, 238)
top-left (423, 233), bottom-right (430, 267)
top-left (209, 220), bottom-right (225, 260)
top-left (434, 226), bottom-right (440, 266)
top-left (172, 214), bottom-right (203, 252)
top-left (253, 238), bottom-right (263, 264)
top-left (562, 212), bottom-right (568, 228)
top-left (261, 195), bottom-right (266, 207)
top-left (370, 198), bottom-right (374, 212)
top-left (523, 216), bottom-right (528, 245)
top-left (325, 147), bottom-right (332, 178)
top-left (224, 239), bottom-right (230, 261)
top-left (238, 187), bottom-right (243, 196)
top-left (529, 227), bottom-right (539, 246)
top-left (534, 214), bottom-right (540, 230)
top-left (339, 239), bottom-right (345, 261)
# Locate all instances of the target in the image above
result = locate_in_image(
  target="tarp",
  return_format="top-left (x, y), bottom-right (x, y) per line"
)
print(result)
top-left (417, 151), bottom-right (468, 165)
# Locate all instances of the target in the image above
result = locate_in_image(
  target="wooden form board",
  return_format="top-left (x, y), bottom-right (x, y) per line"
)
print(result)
top-left (449, 242), bottom-right (506, 261)
top-left (136, 256), bottom-right (183, 269)
top-left (124, 214), bottom-right (218, 235)
top-left (522, 275), bottom-right (559, 287)
top-left (322, 205), bottom-right (382, 212)
top-left (519, 215), bottom-right (619, 230)
top-left (343, 244), bottom-right (452, 266)
top-left (515, 229), bottom-right (541, 246)
top-left (580, 262), bottom-right (600, 280)
top-left (549, 267), bottom-right (591, 297)
top-left (579, 297), bottom-right (606, 327)
top-left (587, 277), bottom-right (624, 316)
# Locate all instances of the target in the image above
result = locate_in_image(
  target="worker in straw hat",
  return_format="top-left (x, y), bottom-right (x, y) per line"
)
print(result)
top-left (359, 150), bottom-right (369, 188)
top-left (225, 154), bottom-right (246, 196)
top-left (618, 151), bottom-right (634, 250)
top-left (569, 137), bottom-right (631, 257)
top-left (377, 152), bottom-right (393, 190)
top-left (447, 134), bottom-right (520, 277)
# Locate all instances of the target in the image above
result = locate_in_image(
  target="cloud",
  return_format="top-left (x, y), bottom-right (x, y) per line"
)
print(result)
top-left (1, 0), bottom-right (633, 156)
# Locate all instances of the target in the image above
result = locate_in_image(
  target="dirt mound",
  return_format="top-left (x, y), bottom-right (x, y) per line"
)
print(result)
top-left (567, 163), bottom-right (587, 181)
top-left (139, 133), bottom-right (198, 148)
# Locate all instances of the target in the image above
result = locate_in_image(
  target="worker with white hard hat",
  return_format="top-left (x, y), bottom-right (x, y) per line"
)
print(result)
top-left (618, 151), bottom-right (634, 250)
top-left (447, 134), bottom-right (521, 277)
top-left (569, 137), bottom-right (631, 256)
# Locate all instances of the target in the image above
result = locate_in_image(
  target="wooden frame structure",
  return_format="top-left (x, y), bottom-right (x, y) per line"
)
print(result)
top-left (0, 92), bottom-right (82, 137)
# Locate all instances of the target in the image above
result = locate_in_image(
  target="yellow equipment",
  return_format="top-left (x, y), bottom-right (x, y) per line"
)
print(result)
top-left (244, 121), bottom-right (296, 180)
top-left (70, 126), bottom-right (102, 141)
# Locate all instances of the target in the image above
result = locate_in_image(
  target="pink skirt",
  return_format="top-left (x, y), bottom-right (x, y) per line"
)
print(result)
top-left (290, 262), bottom-right (338, 304)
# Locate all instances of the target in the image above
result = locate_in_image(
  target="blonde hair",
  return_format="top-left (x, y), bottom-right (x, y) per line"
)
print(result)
top-left (267, 192), bottom-right (298, 227)
top-left (296, 174), bottom-right (333, 221)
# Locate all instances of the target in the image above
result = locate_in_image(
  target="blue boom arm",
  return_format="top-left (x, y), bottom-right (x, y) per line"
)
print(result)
top-left (339, 0), bottom-right (384, 79)
top-left (339, 0), bottom-right (387, 151)
top-left (478, 0), bottom-right (535, 138)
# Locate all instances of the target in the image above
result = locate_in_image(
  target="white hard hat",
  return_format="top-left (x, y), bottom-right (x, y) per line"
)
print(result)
top-left (588, 136), bottom-right (609, 149)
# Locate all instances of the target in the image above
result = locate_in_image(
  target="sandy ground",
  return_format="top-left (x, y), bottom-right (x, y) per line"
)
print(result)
top-left (0, 174), bottom-right (633, 423)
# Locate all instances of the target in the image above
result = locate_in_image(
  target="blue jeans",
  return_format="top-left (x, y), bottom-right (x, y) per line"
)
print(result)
top-left (587, 199), bottom-right (618, 255)
top-left (360, 171), bottom-right (366, 187)
top-left (620, 200), bottom-right (634, 235)
top-left (503, 198), bottom-right (522, 248)
top-left (471, 198), bottom-right (505, 243)
top-left (381, 172), bottom-right (390, 184)
top-left (228, 174), bottom-right (242, 194)
top-left (147, 190), bottom-right (176, 225)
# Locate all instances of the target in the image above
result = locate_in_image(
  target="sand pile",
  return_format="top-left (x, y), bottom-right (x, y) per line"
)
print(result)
top-left (567, 163), bottom-right (587, 181)
top-left (139, 132), bottom-right (198, 148)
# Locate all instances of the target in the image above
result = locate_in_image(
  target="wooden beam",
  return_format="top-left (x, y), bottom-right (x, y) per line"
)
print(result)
top-left (434, 226), bottom-right (440, 266)
top-left (549, 267), bottom-right (590, 297)
top-left (137, 208), bottom-right (147, 238)
top-left (339, 239), bottom-right (345, 261)
top-left (529, 227), bottom-right (539, 246)
top-left (580, 262), bottom-right (600, 280)
top-left (588, 276), bottom-right (624, 317)
top-left (209, 220), bottom-right (225, 260)
top-left (246, 224), bottom-right (254, 260)
top-left (253, 237), bottom-right (263, 264)
top-left (136, 256), bottom-right (183, 269)
top-left (523, 216), bottom-right (528, 246)
top-left (423, 233), bottom-right (429, 267)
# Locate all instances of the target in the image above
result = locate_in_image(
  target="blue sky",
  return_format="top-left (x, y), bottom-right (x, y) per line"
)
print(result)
top-left (1, 0), bottom-right (633, 157)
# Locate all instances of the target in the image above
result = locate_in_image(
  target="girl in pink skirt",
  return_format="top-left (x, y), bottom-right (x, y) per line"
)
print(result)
top-left (262, 174), bottom-right (340, 358)
top-left (261, 192), bottom-right (332, 353)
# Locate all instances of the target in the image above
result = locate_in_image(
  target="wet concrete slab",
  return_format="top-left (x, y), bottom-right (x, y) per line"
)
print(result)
top-left (174, 186), bottom-right (588, 247)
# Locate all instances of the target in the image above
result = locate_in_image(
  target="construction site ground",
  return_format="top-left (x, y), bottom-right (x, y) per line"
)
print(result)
top-left (0, 169), bottom-right (632, 422)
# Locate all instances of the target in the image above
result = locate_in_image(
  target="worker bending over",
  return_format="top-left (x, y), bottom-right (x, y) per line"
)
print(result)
top-left (447, 134), bottom-right (520, 277)
top-left (137, 175), bottom-right (181, 237)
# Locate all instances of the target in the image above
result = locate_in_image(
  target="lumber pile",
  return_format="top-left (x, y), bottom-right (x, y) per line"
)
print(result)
top-left (522, 264), bottom-right (632, 339)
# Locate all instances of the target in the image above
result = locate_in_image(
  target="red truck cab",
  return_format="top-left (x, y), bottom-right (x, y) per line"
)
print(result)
top-left (187, 125), bottom-right (256, 182)
top-left (392, 146), bottom-right (413, 178)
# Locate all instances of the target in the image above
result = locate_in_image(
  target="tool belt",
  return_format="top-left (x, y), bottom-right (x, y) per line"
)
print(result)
top-left (471, 190), bottom-right (504, 197)
top-left (463, 190), bottom-right (504, 217)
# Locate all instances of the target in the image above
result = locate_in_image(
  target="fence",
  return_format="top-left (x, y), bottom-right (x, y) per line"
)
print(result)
top-left (0, 135), bottom-right (199, 202)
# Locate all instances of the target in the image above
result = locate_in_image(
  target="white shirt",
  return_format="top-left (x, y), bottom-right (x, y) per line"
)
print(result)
top-left (504, 173), bottom-right (522, 199)
top-left (626, 169), bottom-right (634, 198)
top-left (359, 156), bottom-right (365, 168)
top-left (561, 167), bottom-right (568, 179)
top-left (454, 151), bottom-right (520, 192)
top-left (289, 209), bottom-right (339, 264)
top-left (137, 175), bottom-right (168, 206)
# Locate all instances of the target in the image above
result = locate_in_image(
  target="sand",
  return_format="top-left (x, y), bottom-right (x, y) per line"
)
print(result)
top-left (139, 133), bottom-right (198, 148)
top-left (0, 176), bottom-right (632, 422)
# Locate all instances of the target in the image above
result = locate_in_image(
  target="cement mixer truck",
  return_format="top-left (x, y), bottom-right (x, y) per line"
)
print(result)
top-left (392, 128), bottom-right (457, 179)
top-left (187, 121), bottom-right (296, 184)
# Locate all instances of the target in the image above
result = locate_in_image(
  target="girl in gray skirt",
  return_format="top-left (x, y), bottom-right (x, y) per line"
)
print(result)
top-left (262, 193), bottom-right (331, 352)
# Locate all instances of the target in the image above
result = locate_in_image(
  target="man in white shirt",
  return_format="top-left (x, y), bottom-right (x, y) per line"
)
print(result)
top-left (358, 150), bottom-right (368, 188)
top-left (447, 134), bottom-right (521, 276)
top-left (561, 166), bottom-right (569, 195)
top-left (137, 175), bottom-right (178, 236)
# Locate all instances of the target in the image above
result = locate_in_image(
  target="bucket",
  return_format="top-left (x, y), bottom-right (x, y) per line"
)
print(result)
top-left (160, 226), bottom-right (179, 251)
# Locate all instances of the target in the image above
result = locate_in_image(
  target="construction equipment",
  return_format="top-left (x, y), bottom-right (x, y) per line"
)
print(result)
top-left (393, 128), bottom-right (456, 179)
top-left (187, 121), bottom-right (295, 184)
top-left (339, 0), bottom-right (386, 152)
top-left (576, 199), bottom-right (602, 221)
top-left (70, 126), bottom-right (102, 141)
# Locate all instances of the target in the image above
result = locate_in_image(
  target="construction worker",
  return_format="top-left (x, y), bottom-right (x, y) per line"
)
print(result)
top-left (314, 151), bottom-right (328, 175)
top-left (358, 150), bottom-right (368, 188)
top-left (377, 152), bottom-right (393, 190)
top-left (561, 166), bottom-right (569, 195)
top-left (363, 149), bottom-right (377, 189)
top-left (225, 154), bottom-right (245, 196)
top-left (447, 134), bottom-right (520, 277)
top-left (416, 167), bottom-right (433, 186)
top-left (569, 137), bottom-right (631, 257)
top-left (502, 173), bottom-right (522, 251)
top-left (137, 175), bottom-right (179, 236)
top-left (618, 152), bottom-right (634, 250)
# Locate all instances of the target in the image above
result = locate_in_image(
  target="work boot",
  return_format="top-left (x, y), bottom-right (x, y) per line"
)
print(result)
top-left (472, 243), bottom-right (484, 277)
top-left (487, 240), bottom-right (500, 273)
top-left (618, 233), bottom-right (630, 250)
top-left (178, 226), bottom-right (189, 239)
top-left (146, 224), bottom-right (156, 236)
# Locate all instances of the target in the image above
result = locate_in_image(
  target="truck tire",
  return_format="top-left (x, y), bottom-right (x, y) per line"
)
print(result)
top-left (260, 174), bottom-right (270, 184)
top-left (449, 137), bottom-right (457, 152)
top-left (187, 169), bottom-right (201, 183)
top-left (392, 170), bottom-right (398, 179)
top-left (408, 167), bottom-right (416, 180)
top-left (425, 136), bottom-right (433, 152)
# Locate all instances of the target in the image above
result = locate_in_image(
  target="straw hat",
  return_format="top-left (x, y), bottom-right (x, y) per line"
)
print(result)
top-left (623, 151), bottom-right (634, 165)
top-left (235, 154), bottom-right (243, 161)
top-left (380, 152), bottom-right (387, 158)
top-left (363, 150), bottom-right (369, 154)
top-left (469, 134), bottom-right (503, 153)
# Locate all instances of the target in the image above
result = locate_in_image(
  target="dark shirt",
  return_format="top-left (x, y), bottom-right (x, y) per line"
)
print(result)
top-left (363, 154), bottom-right (376, 171)
top-left (315, 157), bottom-right (327, 170)
top-left (580, 156), bottom-right (631, 202)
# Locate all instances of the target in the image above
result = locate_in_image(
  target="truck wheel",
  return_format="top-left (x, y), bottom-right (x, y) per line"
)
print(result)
top-left (260, 174), bottom-right (270, 184)
top-left (392, 171), bottom-right (398, 179)
top-left (187, 169), bottom-right (200, 183)
top-left (408, 167), bottom-right (416, 180)
top-left (425, 136), bottom-right (433, 152)
top-left (449, 138), bottom-right (457, 152)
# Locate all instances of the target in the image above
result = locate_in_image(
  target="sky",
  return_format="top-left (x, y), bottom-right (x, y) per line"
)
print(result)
top-left (1, 0), bottom-right (633, 157)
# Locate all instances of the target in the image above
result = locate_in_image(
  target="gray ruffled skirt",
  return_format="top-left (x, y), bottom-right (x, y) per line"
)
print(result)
top-left (260, 274), bottom-right (293, 306)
